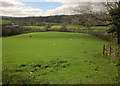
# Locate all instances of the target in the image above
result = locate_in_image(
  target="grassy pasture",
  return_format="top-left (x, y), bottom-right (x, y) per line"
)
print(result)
top-left (21, 26), bottom-right (45, 30)
top-left (0, 19), bottom-right (13, 25)
top-left (21, 25), bottom-right (109, 32)
top-left (91, 26), bottom-right (109, 30)
top-left (50, 25), bottom-right (86, 30)
top-left (50, 25), bottom-right (109, 31)
top-left (51, 25), bottom-right (62, 29)
top-left (2, 32), bottom-right (119, 84)
top-left (66, 25), bottom-right (86, 30)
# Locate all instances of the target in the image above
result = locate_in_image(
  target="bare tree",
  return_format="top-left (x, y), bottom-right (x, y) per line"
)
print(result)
top-left (72, 2), bottom-right (107, 28)
top-left (72, 1), bottom-right (120, 44)
top-left (74, 2), bottom-right (94, 28)
top-left (106, 0), bottom-right (120, 44)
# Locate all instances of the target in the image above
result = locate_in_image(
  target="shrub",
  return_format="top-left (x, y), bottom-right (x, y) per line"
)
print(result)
top-left (59, 24), bottom-right (67, 32)
top-left (2, 26), bottom-right (23, 37)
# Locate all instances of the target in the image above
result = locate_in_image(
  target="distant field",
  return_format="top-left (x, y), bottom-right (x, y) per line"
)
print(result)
top-left (50, 25), bottom-right (86, 30)
top-left (2, 32), bottom-right (118, 84)
top-left (21, 26), bottom-right (45, 30)
top-left (91, 26), bottom-right (109, 30)
top-left (0, 19), bottom-right (13, 25)
top-left (66, 25), bottom-right (86, 30)
top-left (50, 25), bottom-right (61, 29)
top-left (51, 25), bottom-right (109, 31)
top-left (21, 25), bottom-right (109, 32)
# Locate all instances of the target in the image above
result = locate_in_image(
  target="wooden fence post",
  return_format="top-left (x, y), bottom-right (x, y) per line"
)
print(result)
top-left (110, 46), bottom-right (112, 56)
top-left (103, 45), bottom-right (106, 55)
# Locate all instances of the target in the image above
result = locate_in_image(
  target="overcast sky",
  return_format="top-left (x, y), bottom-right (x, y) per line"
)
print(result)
top-left (0, 0), bottom-right (112, 17)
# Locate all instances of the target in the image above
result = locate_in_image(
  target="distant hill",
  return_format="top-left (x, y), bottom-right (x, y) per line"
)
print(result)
top-left (1, 13), bottom-right (109, 26)
top-left (2, 15), bottom-right (66, 26)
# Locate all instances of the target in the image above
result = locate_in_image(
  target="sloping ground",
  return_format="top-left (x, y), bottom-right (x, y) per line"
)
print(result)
top-left (2, 32), bottom-right (119, 84)
top-left (0, 19), bottom-right (13, 25)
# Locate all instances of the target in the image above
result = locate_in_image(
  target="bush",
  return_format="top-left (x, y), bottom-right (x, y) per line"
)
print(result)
top-left (59, 24), bottom-right (67, 32)
top-left (2, 26), bottom-right (23, 37)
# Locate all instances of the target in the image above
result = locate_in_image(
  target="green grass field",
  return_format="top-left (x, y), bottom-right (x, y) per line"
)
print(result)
top-left (0, 19), bottom-right (13, 25)
top-left (50, 25), bottom-right (62, 29)
top-left (50, 25), bottom-right (108, 31)
top-left (90, 26), bottom-right (109, 35)
top-left (21, 26), bottom-right (45, 30)
top-left (91, 26), bottom-right (109, 30)
top-left (2, 32), bottom-right (119, 84)
top-left (66, 25), bottom-right (86, 30)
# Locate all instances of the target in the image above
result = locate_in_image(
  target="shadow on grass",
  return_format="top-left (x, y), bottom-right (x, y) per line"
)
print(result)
top-left (2, 59), bottom-right (70, 84)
